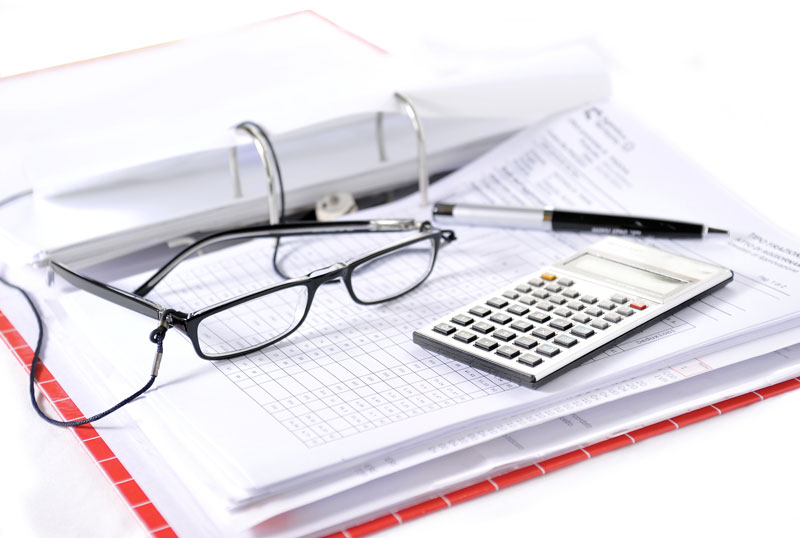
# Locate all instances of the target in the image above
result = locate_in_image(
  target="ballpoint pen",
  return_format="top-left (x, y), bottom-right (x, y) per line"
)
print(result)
top-left (432, 203), bottom-right (728, 238)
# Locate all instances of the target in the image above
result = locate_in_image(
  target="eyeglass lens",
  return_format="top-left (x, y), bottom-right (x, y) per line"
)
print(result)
top-left (196, 284), bottom-right (309, 357)
top-left (348, 236), bottom-right (437, 303)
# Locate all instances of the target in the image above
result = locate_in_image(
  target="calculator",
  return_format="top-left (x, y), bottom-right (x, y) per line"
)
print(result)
top-left (413, 237), bottom-right (733, 388)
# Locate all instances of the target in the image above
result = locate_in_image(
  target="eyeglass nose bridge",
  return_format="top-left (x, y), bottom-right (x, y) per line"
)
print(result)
top-left (307, 262), bottom-right (347, 280)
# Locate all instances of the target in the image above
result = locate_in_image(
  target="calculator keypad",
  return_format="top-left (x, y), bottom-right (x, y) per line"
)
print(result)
top-left (418, 271), bottom-right (650, 383)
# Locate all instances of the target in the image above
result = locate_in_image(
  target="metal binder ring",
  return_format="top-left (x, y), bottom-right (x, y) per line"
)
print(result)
top-left (374, 94), bottom-right (430, 207)
top-left (394, 92), bottom-right (429, 206)
top-left (228, 121), bottom-right (282, 225)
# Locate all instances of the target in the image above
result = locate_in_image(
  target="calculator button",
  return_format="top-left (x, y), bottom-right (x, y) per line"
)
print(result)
top-left (536, 303), bottom-right (554, 312)
top-left (557, 278), bottom-right (574, 287)
top-left (580, 295), bottom-right (598, 305)
top-left (532, 327), bottom-right (556, 340)
top-left (549, 318), bottom-right (573, 331)
top-left (472, 321), bottom-right (495, 334)
top-left (434, 323), bottom-right (456, 335)
top-left (527, 278), bottom-right (545, 287)
top-left (554, 334), bottom-right (578, 348)
top-left (540, 272), bottom-right (557, 281)
top-left (490, 313), bottom-right (512, 325)
top-left (533, 289), bottom-right (550, 299)
top-left (475, 338), bottom-right (498, 351)
top-left (536, 344), bottom-right (561, 357)
top-left (502, 290), bottom-right (520, 300)
top-left (566, 301), bottom-right (585, 311)
top-left (486, 297), bottom-right (509, 309)
top-left (514, 336), bottom-right (538, 349)
top-left (571, 326), bottom-right (595, 339)
top-left (562, 289), bottom-right (580, 299)
top-left (527, 312), bottom-right (551, 323)
top-left (610, 293), bottom-right (628, 304)
top-left (548, 295), bottom-right (567, 306)
top-left (590, 320), bottom-right (610, 330)
top-left (454, 330), bottom-right (477, 343)
top-left (493, 329), bottom-right (516, 341)
top-left (507, 304), bottom-right (529, 316)
top-left (544, 283), bottom-right (563, 293)
top-left (616, 307), bottom-right (634, 317)
top-left (510, 320), bottom-right (534, 333)
top-left (630, 301), bottom-right (648, 310)
top-left (553, 308), bottom-right (572, 318)
top-left (585, 306), bottom-right (603, 317)
top-left (572, 313), bottom-right (591, 324)
top-left (518, 354), bottom-right (543, 367)
top-left (450, 314), bottom-right (473, 326)
top-left (603, 312), bottom-right (623, 323)
top-left (597, 300), bottom-right (616, 310)
top-left (515, 284), bottom-right (533, 293)
top-left (496, 345), bottom-right (520, 359)
top-left (518, 295), bottom-right (536, 305)
top-left (469, 305), bottom-right (491, 318)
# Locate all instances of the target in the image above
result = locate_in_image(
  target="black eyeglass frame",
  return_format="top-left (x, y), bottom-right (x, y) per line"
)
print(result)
top-left (51, 219), bottom-right (456, 361)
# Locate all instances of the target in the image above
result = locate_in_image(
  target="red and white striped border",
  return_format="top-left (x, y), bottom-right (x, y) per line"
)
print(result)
top-left (321, 376), bottom-right (800, 538)
top-left (0, 308), bottom-right (177, 537)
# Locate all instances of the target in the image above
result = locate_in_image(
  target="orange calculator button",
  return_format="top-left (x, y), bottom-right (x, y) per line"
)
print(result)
top-left (630, 302), bottom-right (647, 310)
top-left (540, 272), bottom-right (557, 281)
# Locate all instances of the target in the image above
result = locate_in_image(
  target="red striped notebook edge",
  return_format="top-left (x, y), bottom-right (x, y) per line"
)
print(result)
top-left (0, 309), bottom-right (178, 538)
top-left (4, 308), bottom-right (800, 538)
top-left (320, 379), bottom-right (800, 538)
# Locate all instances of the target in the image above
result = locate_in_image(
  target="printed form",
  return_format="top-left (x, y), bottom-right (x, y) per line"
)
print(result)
top-left (219, 326), bottom-right (800, 530)
top-left (254, 343), bottom-right (800, 538)
top-left (57, 103), bottom-right (800, 518)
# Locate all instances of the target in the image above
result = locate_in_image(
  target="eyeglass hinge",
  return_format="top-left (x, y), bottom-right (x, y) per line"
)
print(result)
top-left (149, 309), bottom-right (177, 377)
top-left (370, 219), bottom-right (419, 231)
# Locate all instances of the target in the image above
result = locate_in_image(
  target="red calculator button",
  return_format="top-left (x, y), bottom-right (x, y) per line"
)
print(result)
top-left (630, 302), bottom-right (647, 310)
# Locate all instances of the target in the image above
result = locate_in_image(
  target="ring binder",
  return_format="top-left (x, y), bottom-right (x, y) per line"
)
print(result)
top-left (228, 105), bottom-right (430, 225)
top-left (234, 97), bottom-right (432, 222)
top-left (228, 121), bottom-right (284, 225)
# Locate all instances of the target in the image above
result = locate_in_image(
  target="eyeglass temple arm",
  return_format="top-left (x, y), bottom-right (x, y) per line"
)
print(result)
top-left (133, 219), bottom-right (423, 297)
top-left (50, 261), bottom-right (164, 320)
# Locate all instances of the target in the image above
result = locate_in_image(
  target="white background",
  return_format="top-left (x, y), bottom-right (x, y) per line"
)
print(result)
top-left (1, 1), bottom-right (800, 537)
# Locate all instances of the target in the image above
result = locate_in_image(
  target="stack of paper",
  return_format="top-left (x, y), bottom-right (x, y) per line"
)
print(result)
top-left (40, 102), bottom-right (800, 537)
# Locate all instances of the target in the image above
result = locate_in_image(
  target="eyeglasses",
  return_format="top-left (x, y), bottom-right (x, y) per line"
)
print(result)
top-left (51, 219), bottom-right (456, 362)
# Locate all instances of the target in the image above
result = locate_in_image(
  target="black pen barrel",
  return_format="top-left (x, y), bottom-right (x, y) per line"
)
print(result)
top-left (550, 210), bottom-right (705, 237)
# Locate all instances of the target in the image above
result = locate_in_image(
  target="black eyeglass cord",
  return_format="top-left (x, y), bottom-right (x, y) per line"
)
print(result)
top-left (0, 274), bottom-right (166, 427)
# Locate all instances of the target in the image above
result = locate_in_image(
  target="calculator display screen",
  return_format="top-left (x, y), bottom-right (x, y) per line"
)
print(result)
top-left (565, 253), bottom-right (686, 295)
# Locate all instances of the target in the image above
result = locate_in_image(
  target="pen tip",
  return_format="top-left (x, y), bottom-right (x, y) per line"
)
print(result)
top-left (707, 227), bottom-right (729, 235)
